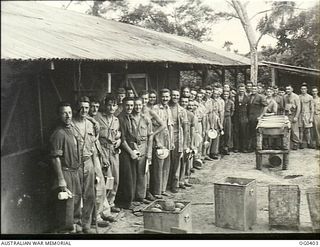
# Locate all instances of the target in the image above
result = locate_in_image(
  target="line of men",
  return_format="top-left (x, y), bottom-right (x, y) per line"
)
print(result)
top-left (50, 82), bottom-right (320, 234)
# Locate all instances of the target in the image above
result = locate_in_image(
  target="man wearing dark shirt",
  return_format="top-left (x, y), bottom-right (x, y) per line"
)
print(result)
top-left (233, 83), bottom-right (250, 152)
top-left (248, 85), bottom-right (268, 151)
top-left (115, 97), bottom-right (139, 209)
top-left (50, 102), bottom-right (82, 233)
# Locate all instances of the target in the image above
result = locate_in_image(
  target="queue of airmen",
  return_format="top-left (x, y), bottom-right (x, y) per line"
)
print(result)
top-left (49, 81), bottom-right (320, 233)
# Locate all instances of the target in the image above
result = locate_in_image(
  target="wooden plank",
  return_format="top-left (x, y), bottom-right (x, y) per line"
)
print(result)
top-left (256, 150), bottom-right (289, 154)
top-left (271, 67), bottom-right (276, 86)
top-left (1, 146), bottom-right (40, 160)
top-left (1, 87), bottom-right (22, 149)
top-left (107, 73), bottom-right (112, 93)
top-left (37, 75), bottom-right (44, 145)
top-left (50, 73), bottom-right (62, 101)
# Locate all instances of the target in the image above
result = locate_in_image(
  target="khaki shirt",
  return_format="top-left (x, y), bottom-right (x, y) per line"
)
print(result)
top-left (171, 104), bottom-right (188, 152)
top-left (204, 98), bottom-right (214, 114)
top-left (132, 114), bottom-right (153, 157)
top-left (152, 104), bottom-right (173, 149)
top-left (217, 97), bottom-right (225, 123)
top-left (72, 119), bottom-right (96, 158)
top-left (95, 114), bottom-right (120, 148)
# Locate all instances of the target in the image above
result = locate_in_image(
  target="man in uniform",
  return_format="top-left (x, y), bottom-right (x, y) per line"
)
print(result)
top-left (169, 89), bottom-right (188, 193)
top-left (221, 90), bottom-right (234, 155)
top-left (233, 83), bottom-right (250, 153)
top-left (246, 82), bottom-right (253, 96)
top-left (72, 96), bottom-right (99, 233)
top-left (190, 88), bottom-right (197, 101)
top-left (126, 86), bottom-right (135, 98)
top-left (115, 97), bottom-right (138, 209)
top-left (311, 87), bottom-right (320, 149)
top-left (223, 84), bottom-right (231, 92)
top-left (150, 89), bottom-right (174, 198)
top-left (50, 102), bottom-right (82, 233)
top-left (209, 89), bottom-right (224, 159)
top-left (180, 97), bottom-right (195, 187)
top-left (203, 86), bottom-right (215, 160)
top-left (139, 90), bottom-right (165, 201)
top-left (283, 85), bottom-right (301, 150)
top-left (131, 97), bottom-right (154, 203)
top-left (148, 90), bottom-right (158, 108)
top-left (89, 98), bottom-right (115, 227)
top-left (114, 88), bottom-right (126, 116)
top-left (247, 85), bottom-right (268, 151)
top-left (257, 83), bottom-right (265, 95)
top-left (194, 90), bottom-right (207, 163)
top-left (299, 83), bottom-right (314, 148)
top-left (94, 94), bottom-right (121, 213)
top-left (181, 86), bottom-right (191, 98)
top-left (272, 85), bottom-right (284, 115)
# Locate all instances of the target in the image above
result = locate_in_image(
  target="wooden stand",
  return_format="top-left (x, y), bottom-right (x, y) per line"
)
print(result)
top-left (256, 119), bottom-right (290, 170)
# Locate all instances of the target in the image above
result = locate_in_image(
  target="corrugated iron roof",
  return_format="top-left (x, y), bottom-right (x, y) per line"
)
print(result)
top-left (1, 1), bottom-right (251, 66)
top-left (262, 61), bottom-right (320, 76)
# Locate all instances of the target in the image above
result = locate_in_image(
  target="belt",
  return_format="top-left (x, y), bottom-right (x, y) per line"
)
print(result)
top-left (81, 156), bottom-right (91, 163)
top-left (62, 166), bottom-right (80, 172)
top-left (137, 139), bottom-right (147, 145)
top-left (102, 142), bottom-right (114, 149)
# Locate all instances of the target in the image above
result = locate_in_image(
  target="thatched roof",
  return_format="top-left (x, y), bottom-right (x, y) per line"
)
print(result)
top-left (1, 1), bottom-right (251, 67)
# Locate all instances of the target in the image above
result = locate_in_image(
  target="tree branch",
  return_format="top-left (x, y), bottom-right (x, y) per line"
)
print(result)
top-left (216, 12), bottom-right (240, 20)
top-left (249, 9), bottom-right (272, 20)
top-left (64, 0), bottom-right (73, 9)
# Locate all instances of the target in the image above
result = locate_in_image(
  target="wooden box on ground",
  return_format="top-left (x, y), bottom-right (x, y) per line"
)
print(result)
top-left (214, 177), bottom-right (257, 231)
top-left (306, 188), bottom-right (320, 232)
top-left (142, 200), bottom-right (192, 233)
top-left (256, 150), bottom-right (289, 170)
top-left (268, 185), bottom-right (300, 230)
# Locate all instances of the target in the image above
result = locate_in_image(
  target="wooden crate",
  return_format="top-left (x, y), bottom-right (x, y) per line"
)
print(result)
top-left (214, 177), bottom-right (257, 231)
top-left (306, 189), bottom-right (320, 232)
top-left (142, 200), bottom-right (192, 233)
top-left (268, 185), bottom-right (300, 229)
top-left (256, 150), bottom-right (289, 170)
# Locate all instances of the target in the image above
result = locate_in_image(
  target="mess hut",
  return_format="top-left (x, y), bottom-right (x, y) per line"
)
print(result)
top-left (1, 1), bottom-right (251, 233)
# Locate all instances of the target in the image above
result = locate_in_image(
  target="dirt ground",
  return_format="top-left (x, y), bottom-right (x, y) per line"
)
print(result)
top-left (99, 148), bottom-right (320, 234)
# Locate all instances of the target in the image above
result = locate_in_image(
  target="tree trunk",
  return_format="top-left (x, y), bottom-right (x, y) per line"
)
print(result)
top-left (231, 0), bottom-right (259, 84)
top-left (250, 47), bottom-right (258, 84)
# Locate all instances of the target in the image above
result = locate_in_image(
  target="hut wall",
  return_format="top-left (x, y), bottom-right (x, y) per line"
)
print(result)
top-left (1, 60), bottom-right (180, 233)
top-left (1, 62), bottom-right (56, 233)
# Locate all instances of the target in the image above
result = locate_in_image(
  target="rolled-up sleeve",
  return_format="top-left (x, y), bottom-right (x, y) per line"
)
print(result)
top-left (119, 117), bottom-right (127, 143)
top-left (49, 131), bottom-right (64, 157)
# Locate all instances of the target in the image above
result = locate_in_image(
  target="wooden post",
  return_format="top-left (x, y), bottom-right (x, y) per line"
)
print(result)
top-left (107, 73), bottom-right (111, 93)
top-left (1, 87), bottom-right (22, 149)
top-left (221, 68), bottom-right (225, 85)
top-left (256, 152), bottom-right (262, 170)
top-left (282, 153), bottom-right (289, 170)
top-left (244, 69), bottom-right (248, 83)
top-left (234, 68), bottom-right (238, 88)
top-left (37, 75), bottom-right (44, 145)
top-left (50, 73), bottom-right (62, 101)
top-left (271, 67), bottom-right (277, 86)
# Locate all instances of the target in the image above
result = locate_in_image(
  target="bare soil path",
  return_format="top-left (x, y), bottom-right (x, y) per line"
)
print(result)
top-left (100, 149), bottom-right (320, 234)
